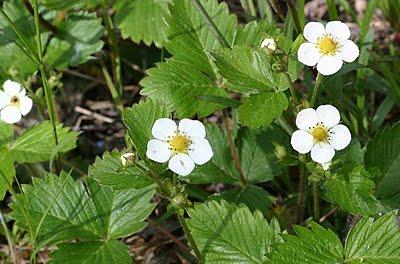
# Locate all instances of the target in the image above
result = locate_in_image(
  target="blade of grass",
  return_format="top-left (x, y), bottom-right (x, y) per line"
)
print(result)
top-left (326, 0), bottom-right (339, 20)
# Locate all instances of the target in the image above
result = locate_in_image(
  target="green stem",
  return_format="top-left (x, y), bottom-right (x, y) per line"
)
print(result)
top-left (0, 210), bottom-right (16, 264)
top-left (284, 72), bottom-right (298, 107)
top-left (191, 0), bottom-right (231, 49)
top-left (100, 57), bottom-right (124, 113)
top-left (310, 73), bottom-right (323, 107)
top-left (296, 161), bottom-right (307, 223)
top-left (275, 116), bottom-right (293, 135)
top-left (286, 0), bottom-right (302, 33)
top-left (33, 0), bottom-right (61, 173)
top-left (177, 213), bottom-right (203, 262)
top-left (312, 181), bottom-right (320, 220)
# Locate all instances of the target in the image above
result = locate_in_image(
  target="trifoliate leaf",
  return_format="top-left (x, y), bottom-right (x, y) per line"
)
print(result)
top-left (0, 147), bottom-right (15, 200)
top-left (114, 0), bottom-right (170, 48)
top-left (365, 124), bottom-right (400, 203)
top-left (9, 121), bottom-right (78, 163)
top-left (50, 240), bottom-right (131, 264)
top-left (89, 151), bottom-right (152, 190)
top-left (0, 121), bottom-right (13, 147)
top-left (238, 92), bottom-right (288, 129)
top-left (186, 200), bottom-right (281, 263)
top-left (123, 99), bottom-right (169, 162)
top-left (166, 0), bottom-right (237, 77)
top-left (211, 185), bottom-right (275, 216)
top-left (45, 11), bottom-right (104, 69)
top-left (140, 59), bottom-right (227, 118)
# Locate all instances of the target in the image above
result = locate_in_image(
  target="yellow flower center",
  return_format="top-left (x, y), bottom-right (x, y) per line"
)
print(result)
top-left (168, 133), bottom-right (191, 154)
top-left (317, 35), bottom-right (339, 55)
top-left (10, 96), bottom-right (20, 107)
top-left (311, 124), bottom-right (329, 143)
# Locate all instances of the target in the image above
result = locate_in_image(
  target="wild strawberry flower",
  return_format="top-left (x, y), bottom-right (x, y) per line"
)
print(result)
top-left (297, 21), bottom-right (359, 76)
top-left (146, 118), bottom-right (213, 176)
top-left (0, 80), bottom-right (33, 124)
top-left (291, 105), bottom-right (351, 165)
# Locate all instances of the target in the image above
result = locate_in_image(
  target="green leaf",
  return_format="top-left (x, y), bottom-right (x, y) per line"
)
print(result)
top-left (10, 172), bottom-right (155, 247)
top-left (187, 200), bottom-right (281, 263)
top-left (50, 240), bottom-right (131, 264)
top-left (42, 0), bottom-right (99, 10)
top-left (115, 0), bottom-right (170, 48)
top-left (365, 124), bottom-right (400, 200)
top-left (197, 95), bottom-right (241, 109)
top-left (0, 0), bottom-right (39, 77)
top-left (238, 92), bottom-right (288, 129)
top-left (123, 100), bottom-right (169, 162)
top-left (9, 121), bottom-right (78, 163)
top-left (234, 20), bottom-right (278, 46)
top-left (344, 211), bottom-right (400, 263)
top-left (140, 59), bottom-right (227, 118)
top-left (45, 11), bottom-right (104, 69)
top-left (166, 0), bottom-right (237, 77)
top-left (270, 222), bottom-right (343, 263)
top-left (212, 46), bottom-right (276, 93)
top-left (0, 147), bottom-right (15, 200)
top-left (89, 151), bottom-right (153, 190)
top-left (211, 185), bottom-right (275, 216)
top-left (0, 121), bottom-right (13, 147)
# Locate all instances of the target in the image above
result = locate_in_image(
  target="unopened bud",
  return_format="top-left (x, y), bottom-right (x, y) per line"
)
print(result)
top-left (261, 38), bottom-right (276, 51)
top-left (121, 152), bottom-right (136, 167)
top-left (273, 143), bottom-right (287, 160)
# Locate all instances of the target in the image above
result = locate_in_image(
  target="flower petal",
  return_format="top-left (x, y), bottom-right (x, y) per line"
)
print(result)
top-left (19, 96), bottom-right (33, 116)
top-left (151, 118), bottom-right (177, 140)
top-left (0, 91), bottom-right (10, 109)
top-left (316, 104), bottom-right (340, 128)
top-left (303, 22), bottom-right (325, 43)
top-left (311, 142), bottom-right (335, 164)
top-left (316, 55), bottom-right (343, 76)
top-left (3, 80), bottom-right (21, 96)
top-left (325, 21), bottom-right (351, 41)
top-left (178, 119), bottom-right (206, 139)
top-left (291, 130), bottom-right (314, 154)
top-left (297, 43), bottom-right (321, 66)
top-left (188, 138), bottom-right (213, 165)
top-left (296, 108), bottom-right (318, 131)
top-left (339, 40), bottom-right (359, 62)
top-left (0, 105), bottom-right (21, 124)
top-left (168, 153), bottom-right (195, 176)
top-left (146, 139), bottom-right (171, 163)
top-left (329, 124), bottom-right (351, 150)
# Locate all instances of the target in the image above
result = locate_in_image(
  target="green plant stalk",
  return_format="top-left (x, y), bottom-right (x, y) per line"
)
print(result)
top-left (177, 213), bottom-right (203, 262)
top-left (100, 58), bottom-right (124, 113)
top-left (275, 116), bottom-right (293, 135)
top-left (312, 181), bottom-right (320, 220)
top-left (296, 161), bottom-right (307, 223)
top-left (33, 0), bottom-right (61, 173)
top-left (284, 72), bottom-right (298, 107)
top-left (102, 4), bottom-right (124, 98)
top-left (286, 0), bottom-right (302, 33)
top-left (310, 73), bottom-right (323, 107)
top-left (0, 210), bottom-right (16, 264)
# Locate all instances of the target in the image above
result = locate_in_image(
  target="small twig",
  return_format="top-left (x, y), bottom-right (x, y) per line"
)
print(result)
top-left (63, 69), bottom-right (107, 85)
top-left (148, 219), bottom-right (190, 251)
top-left (74, 106), bottom-right (114, 124)
top-left (319, 207), bottom-right (338, 223)
top-left (23, 0), bottom-right (58, 34)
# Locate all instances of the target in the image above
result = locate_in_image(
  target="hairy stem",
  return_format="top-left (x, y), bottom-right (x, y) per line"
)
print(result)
top-left (313, 181), bottom-right (320, 220)
top-left (177, 213), bottom-right (203, 262)
top-left (310, 73), bottom-right (323, 107)
top-left (296, 161), bottom-right (307, 223)
top-left (33, 0), bottom-right (61, 173)
top-left (222, 110), bottom-right (248, 187)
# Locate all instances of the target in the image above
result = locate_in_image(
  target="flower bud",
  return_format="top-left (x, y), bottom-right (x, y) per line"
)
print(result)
top-left (261, 38), bottom-right (276, 51)
top-left (120, 152), bottom-right (136, 167)
top-left (274, 143), bottom-right (287, 160)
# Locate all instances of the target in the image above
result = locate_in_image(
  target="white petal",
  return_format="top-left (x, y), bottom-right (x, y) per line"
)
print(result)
top-left (19, 96), bottom-right (33, 116)
top-left (3, 80), bottom-right (21, 96)
top-left (18, 89), bottom-right (26, 97)
top-left (328, 124), bottom-right (351, 150)
top-left (322, 161), bottom-right (332, 171)
top-left (0, 105), bottom-right (21, 124)
top-left (297, 43), bottom-right (322, 67)
top-left (291, 130), bottom-right (314, 154)
top-left (178, 119), bottom-right (206, 139)
top-left (311, 143), bottom-right (335, 164)
top-left (151, 118), bottom-right (177, 140)
top-left (146, 139), bottom-right (171, 163)
top-left (0, 91), bottom-right (10, 109)
top-left (303, 22), bottom-right (325, 43)
top-left (296, 108), bottom-right (318, 131)
top-left (316, 104), bottom-right (340, 128)
top-left (168, 153), bottom-right (195, 176)
top-left (325, 21), bottom-right (351, 41)
top-left (339, 40), bottom-right (359, 62)
top-left (317, 55), bottom-right (343, 76)
top-left (188, 138), bottom-right (213, 165)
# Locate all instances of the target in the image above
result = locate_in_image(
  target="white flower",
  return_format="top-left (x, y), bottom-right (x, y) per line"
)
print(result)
top-left (146, 118), bottom-right (213, 176)
top-left (291, 105), bottom-right (351, 165)
top-left (121, 152), bottom-right (136, 167)
top-left (0, 80), bottom-right (33, 124)
top-left (297, 21), bottom-right (359, 75)
top-left (261, 38), bottom-right (276, 51)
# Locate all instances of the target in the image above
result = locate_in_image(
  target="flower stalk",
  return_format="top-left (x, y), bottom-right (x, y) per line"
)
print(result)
top-left (310, 73), bottom-right (323, 107)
